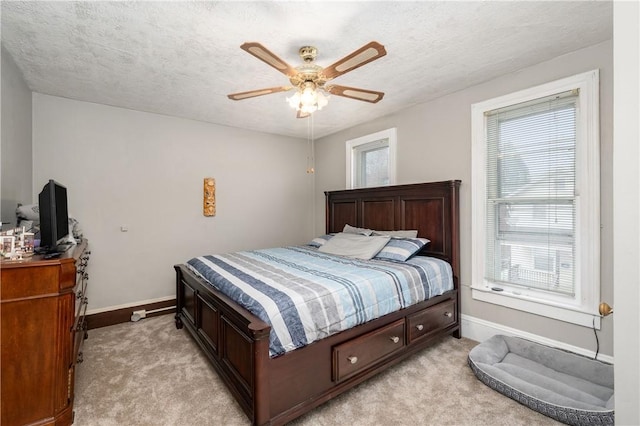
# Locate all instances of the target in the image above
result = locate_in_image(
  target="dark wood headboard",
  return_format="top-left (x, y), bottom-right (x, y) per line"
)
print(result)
top-left (325, 180), bottom-right (461, 284)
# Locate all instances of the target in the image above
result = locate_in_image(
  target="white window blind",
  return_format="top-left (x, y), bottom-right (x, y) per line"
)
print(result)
top-left (485, 90), bottom-right (577, 295)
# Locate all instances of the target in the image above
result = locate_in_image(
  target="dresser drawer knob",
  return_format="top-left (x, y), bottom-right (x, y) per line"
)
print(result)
top-left (347, 356), bottom-right (358, 364)
top-left (444, 311), bottom-right (452, 318)
top-left (390, 336), bottom-right (400, 344)
top-left (416, 324), bottom-right (424, 331)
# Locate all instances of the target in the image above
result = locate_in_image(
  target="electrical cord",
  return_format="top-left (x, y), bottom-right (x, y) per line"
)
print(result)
top-left (592, 315), bottom-right (599, 360)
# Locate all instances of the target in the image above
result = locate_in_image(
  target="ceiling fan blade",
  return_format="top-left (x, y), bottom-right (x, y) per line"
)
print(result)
top-left (240, 42), bottom-right (299, 77)
top-left (325, 85), bottom-right (385, 103)
top-left (228, 86), bottom-right (292, 101)
top-left (297, 110), bottom-right (310, 119)
top-left (322, 41), bottom-right (387, 80)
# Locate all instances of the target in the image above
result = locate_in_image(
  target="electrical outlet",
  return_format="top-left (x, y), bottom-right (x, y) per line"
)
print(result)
top-left (131, 309), bottom-right (146, 322)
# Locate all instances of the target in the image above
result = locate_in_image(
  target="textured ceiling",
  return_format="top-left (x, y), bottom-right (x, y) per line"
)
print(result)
top-left (1, 1), bottom-right (612, 139)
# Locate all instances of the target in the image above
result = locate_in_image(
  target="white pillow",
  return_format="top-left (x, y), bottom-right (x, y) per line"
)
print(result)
top-left (342, 224), bottom-right (373, 236)
top-left (318, 233), bottom-right (390, 260)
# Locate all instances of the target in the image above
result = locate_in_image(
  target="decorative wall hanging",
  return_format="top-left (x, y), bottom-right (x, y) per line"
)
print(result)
top-left (203, 178), bottom-right (216, 217)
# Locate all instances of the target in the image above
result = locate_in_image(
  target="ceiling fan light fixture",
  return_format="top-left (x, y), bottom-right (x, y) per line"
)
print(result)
top-left (300, 103), bottom-right (317, 115)
top-left (300, 84), bottom-right (316, 104)
top-left (316, 90), bottom-right (329, 109)
top-left (286, 83), bottom-right (329, 115)
top-left (286, 91), bottom-right (302, 109)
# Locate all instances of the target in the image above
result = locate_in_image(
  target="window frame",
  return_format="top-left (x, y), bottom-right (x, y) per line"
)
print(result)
top-left (471, 70), bottom-right (600, 328)
top-left (346, 128), bottom-right (397, 189)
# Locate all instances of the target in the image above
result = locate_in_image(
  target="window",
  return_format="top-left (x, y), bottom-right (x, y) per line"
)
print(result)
top-left (471, 70), bottom-right (600, 328)
top-left (346, 128), bottom-right (397, 189)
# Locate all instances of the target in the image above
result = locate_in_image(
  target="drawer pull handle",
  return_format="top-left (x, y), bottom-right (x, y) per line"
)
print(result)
top-left (444, 311), bottom-right (452, 318)
top-left (416, 324), bottom-right (424, 331)
top-left (390, 336), bottom-right (400, 344)
top-left (347, 356), bottom-right (358, 364)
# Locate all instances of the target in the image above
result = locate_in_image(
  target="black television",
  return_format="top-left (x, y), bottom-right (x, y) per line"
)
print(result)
top-left (38, 179), bottom-right (70, 253)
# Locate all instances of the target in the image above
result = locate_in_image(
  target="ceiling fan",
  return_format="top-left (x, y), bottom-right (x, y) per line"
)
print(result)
top-left (227, 41), bottom-right (387, 118)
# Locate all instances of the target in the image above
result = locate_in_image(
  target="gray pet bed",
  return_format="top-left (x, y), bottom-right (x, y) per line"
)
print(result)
top-left (468, 335), bottom-right (614, 425)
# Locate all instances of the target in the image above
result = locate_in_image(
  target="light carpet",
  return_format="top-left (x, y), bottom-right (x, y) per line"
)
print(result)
top-left (74, 314), bottom-right (559, 425)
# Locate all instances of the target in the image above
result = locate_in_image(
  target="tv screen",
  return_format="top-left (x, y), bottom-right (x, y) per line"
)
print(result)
top-left (38, 179), bottom-right (69, 252)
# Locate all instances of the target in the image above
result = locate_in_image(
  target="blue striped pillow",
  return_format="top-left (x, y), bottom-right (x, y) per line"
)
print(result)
top-left (308, 234), bottom-right (334, 247)
top-left (374, 237), bottom-right (430, 261)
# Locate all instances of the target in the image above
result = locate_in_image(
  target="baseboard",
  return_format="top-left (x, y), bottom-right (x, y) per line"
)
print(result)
top-left (461, 314), bottom-right (614, 364)
top-left (86, 295), bottom-right (175, 315)
top-left (86, 298), bottom-right (176, 330)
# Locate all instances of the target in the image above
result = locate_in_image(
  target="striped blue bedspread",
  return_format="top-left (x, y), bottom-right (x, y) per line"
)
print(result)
top-left (186, 245), bottom-right (453, 357)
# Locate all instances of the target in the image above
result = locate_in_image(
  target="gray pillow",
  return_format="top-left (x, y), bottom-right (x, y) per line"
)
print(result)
top-left (372, 230), bottom-right (419, 238)
top-left (342, 224), bottom-right (373, 236)
top-left (318, 233), bottom-right (390, 260)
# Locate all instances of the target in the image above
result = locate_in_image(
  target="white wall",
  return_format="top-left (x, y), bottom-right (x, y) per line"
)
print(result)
top-left (32, 94), bottom-right (313, 311)
top-left (613, 1), bottom-right (640, 423)
top-left (314, 41), bottom-right (614, 356)
top-left (1, 46), bottom-right (32, 227)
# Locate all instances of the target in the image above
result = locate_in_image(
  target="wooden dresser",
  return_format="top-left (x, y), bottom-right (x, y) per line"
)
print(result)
top-left (1, 239), bottom-right (90, 426)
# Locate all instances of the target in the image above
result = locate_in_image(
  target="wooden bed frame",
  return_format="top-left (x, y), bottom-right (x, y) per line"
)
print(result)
top-left (174, 180), bottom-right (461, 425)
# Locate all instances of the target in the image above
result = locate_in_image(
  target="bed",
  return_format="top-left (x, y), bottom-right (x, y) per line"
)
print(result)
top-left (174, 180), bottom-right (461, 425)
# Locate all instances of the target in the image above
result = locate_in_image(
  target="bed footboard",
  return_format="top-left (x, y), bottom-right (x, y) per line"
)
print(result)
top-left (175, 264), bottom-right (272, 424)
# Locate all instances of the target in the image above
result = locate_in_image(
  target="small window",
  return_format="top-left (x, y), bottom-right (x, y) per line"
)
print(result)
top-left (346, 128), bottom-right (397, 189)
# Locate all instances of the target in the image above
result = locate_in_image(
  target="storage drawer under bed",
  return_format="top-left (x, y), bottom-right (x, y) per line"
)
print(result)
top-left (332, 319), bottom-right (406, 382)
top-left (407, 298), bottom-right (456, 343)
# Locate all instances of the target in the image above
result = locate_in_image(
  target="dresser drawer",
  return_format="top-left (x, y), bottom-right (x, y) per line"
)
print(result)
top-left (407, 299), bottom-right (456, 343)
top-left (332, 319), bottom-right (405, 382)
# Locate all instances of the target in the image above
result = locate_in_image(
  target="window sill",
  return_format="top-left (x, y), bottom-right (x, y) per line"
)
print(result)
top-left (471, 285), bottom-right (600, 329)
